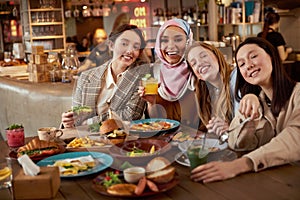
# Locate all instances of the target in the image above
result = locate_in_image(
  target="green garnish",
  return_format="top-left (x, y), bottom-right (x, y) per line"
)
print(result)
top-left (144, 74), bottom-right (151, 79)
top-left (72, 106), bottom-right (92, 115)
top-left (6, 123), bottom-right (23, 130)
top-left (89, 122), bottom-right (102, 132)
top-left (103, 171), bottom-right (122, 188)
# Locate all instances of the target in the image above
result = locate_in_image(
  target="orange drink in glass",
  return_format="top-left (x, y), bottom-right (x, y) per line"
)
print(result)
top-left (142, 74), bottom-right (158, 95)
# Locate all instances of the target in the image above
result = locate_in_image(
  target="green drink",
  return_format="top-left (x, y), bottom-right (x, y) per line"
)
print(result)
top-left (187, 147), bottom-right (209, 170)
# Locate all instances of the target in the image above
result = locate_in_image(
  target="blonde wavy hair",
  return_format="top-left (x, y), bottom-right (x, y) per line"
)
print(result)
top-left (186, 41), bottom-right (233, 129)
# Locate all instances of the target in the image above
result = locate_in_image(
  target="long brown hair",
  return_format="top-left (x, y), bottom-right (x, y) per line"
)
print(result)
top-left (235, 37), bottom-right (296, 116)
top-left (261, 12), bottom-right (280, 39)
top-left (186, 41), bottom-right (234, 128)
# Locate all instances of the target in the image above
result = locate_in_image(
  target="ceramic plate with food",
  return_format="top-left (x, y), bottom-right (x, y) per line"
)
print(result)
top-left (109, 139), bottom-right (171, 166)
top-left (92, 173), bottom-right (179, 198)
top-left (65, 136), bottom-right (111, 152)
top-left (92, 157), bottom-right (179, 198)
top-left (37, 152), bottom-right (113, 178)
top-left (129, 118), bottom-right (180, 138)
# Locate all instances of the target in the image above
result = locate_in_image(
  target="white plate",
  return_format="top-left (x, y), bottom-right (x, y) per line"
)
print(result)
top-left (178, 138), bottom-right (228, 153)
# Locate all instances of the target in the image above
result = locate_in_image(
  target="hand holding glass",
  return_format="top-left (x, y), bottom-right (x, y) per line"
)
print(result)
top-left (142, 76), bottom-right (158, 95)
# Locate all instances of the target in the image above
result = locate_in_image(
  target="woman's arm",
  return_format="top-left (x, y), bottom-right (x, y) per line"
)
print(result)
top-left (277, 45), bottom-right (292, 61)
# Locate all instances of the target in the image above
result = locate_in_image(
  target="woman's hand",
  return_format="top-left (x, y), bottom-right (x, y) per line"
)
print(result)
top-left (206, 117), bottom-right (229, 136)
top-left (190, 157), bottom-right (254, 183)
top-left (138, 86), bottom-right (156, 105)
top-left (239, 94), bottom-right (261, 120)
top-left (61, 111), bottom-right (75, 128)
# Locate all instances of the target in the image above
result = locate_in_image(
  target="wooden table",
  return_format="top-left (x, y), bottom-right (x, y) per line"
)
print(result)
top-left (1, 129), bottom-right (300, 200)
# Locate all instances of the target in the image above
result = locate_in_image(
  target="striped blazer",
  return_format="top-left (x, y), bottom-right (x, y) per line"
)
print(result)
top-left (73, 60), bottom-right (151, 125)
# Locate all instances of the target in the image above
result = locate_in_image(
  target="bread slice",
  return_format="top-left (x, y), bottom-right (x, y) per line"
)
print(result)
top-left (147, 166), bottom-right (176, 184)
top-left (107, 183), bottom-right (137, 196)
top-left (146, 156), bottom-right (171, 173)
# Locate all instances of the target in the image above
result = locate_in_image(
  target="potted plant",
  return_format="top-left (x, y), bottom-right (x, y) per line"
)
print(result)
top-left (5, 123), bottom-right (25, 148)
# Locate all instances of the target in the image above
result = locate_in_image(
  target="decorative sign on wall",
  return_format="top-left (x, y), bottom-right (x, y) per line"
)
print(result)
top-left (130, 6), bottom-right (148, 28)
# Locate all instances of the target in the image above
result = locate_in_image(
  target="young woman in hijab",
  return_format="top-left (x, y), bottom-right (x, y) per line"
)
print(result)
top-left (61, 24), bottom-right (150, 128)
top-left (190, 37), bottom-right (300, 183)
top-left (139, 18), bottom-right (199, 128)
top-left (185, 41), bottom-right (238, 133)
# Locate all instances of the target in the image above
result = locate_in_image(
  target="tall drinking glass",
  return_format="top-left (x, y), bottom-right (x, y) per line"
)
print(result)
top-left (187, 140), bottom-right (210, 170)
top-left (0, 158), bottom-right (13, 189)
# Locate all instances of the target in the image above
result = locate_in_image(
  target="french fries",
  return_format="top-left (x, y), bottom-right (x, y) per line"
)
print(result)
top-left (67, 137), bottom-right (105, 148)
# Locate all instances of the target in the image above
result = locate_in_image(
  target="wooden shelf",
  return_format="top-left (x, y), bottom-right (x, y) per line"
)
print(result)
top-left (20, 0), bottom-right (66, 54)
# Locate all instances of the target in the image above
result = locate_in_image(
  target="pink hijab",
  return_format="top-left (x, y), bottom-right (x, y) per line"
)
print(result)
top-left (155, 18), bottom-right (194, 101)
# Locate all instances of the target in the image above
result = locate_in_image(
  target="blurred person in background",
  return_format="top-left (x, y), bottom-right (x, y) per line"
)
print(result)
top-left (78, 14), bottom-right (131, 74)
top-left (78, 28), bottom-right (110, 73)
top-left (257, 11), bottom-right (293, 61)
top-left (76, 36), bottom-right (89, 52)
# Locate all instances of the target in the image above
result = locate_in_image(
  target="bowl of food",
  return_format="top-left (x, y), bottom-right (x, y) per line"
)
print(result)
top-left (109, 139), bottom-right (171, 166)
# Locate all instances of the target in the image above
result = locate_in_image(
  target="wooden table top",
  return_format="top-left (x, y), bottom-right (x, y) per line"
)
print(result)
top-left (1, 127), bottom-right (300, 200)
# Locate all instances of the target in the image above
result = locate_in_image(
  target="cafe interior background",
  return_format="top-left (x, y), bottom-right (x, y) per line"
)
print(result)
top-left (0, 0), bottom-right (299, 138)
top-left (0, 0), bottom-right (299, 53)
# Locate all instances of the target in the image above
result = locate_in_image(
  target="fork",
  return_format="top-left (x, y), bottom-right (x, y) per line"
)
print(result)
top-left (218, 117), bottom-right (252, 145)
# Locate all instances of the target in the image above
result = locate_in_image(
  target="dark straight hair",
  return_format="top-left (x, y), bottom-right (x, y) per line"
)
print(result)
top-left (261, 12), bottom-right (280, 38)
top-left (234, 37), bottom-right (296, 116)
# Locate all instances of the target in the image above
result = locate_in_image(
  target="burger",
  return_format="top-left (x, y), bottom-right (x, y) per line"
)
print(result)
top-left (100, 119), bottom-right (127, 144)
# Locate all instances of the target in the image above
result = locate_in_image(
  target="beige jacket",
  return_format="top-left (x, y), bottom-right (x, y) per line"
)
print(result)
top-left (228, 83), bottom-right (300, 171)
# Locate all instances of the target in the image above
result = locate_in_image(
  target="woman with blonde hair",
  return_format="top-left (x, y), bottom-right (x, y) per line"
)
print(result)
top-left (186, 41), bottom-right (238, 134)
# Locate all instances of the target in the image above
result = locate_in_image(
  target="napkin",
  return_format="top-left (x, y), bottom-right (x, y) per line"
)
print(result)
top-left (18, 154), bottom-right (40, 176)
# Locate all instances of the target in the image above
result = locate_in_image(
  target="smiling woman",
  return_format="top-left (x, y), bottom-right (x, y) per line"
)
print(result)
top-left (61, 24), bottom-right (150, 128)
top-left (185, 41), bottom-right (238, 134)
top-left (138, 18), bottom-right (199, 129)
top-left (190, 37), bottom-right (300, 184)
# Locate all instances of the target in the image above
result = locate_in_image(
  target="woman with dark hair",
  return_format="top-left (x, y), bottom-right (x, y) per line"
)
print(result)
top-left (185, 41), bottom-right (238, 134)
top-left (190, 37), bottom-right (300, 183)
top-left (61, 24), bottom-right (150, 128)
top-left (257, 12), bottom-right (292, 61)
